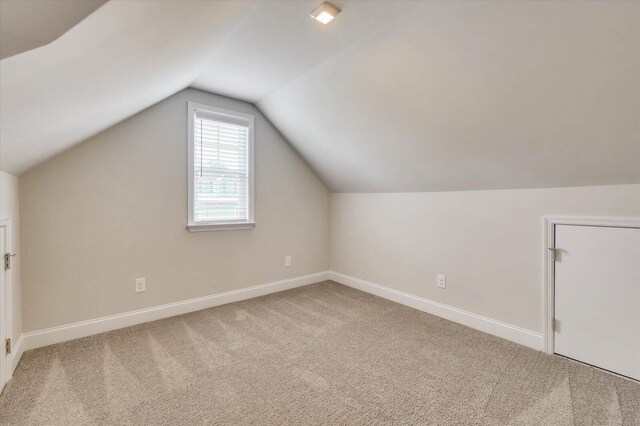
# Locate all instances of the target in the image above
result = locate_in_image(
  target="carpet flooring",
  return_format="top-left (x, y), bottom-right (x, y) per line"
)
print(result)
top-left (1, 280), bottom-right (638, 425)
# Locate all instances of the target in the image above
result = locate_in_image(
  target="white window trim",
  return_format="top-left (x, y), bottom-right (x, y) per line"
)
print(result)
top-left (187, 102), bottom-right (255, 232)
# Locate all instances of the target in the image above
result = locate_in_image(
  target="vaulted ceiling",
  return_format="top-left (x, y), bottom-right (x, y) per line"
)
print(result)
top-left (1, 0), bottom-right (639, 192)
top-left (0, 0), bottom-right (106, 60)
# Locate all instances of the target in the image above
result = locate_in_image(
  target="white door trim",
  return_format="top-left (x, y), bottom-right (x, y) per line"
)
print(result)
top-left (0, 217), bottom-right (14, 388)
top-left (543, 215), bottom-right (640, 355)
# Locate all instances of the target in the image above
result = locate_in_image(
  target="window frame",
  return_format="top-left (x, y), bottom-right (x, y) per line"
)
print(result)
top-left (187, 102), bottom-right (255, 232)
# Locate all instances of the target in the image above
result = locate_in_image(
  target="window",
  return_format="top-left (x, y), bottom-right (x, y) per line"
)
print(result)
top-left (187, 102), bottom-right (254, 231)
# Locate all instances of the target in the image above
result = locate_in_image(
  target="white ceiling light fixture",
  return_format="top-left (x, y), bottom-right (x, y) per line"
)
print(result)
top-left (311, 1), bottom-right (341, 24)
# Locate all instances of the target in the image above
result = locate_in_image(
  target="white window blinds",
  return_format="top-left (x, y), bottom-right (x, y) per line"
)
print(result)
top-left (188, 103), bottom-right (254, 231)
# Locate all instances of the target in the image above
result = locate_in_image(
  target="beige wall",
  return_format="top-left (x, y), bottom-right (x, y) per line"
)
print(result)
top-left (19, 88), bottom-right (330, 332)
top-left (0, 171), bottom-right (22, 343)
top-left (331, 185), bottom-right (640, 333)
top-left (14, 87), bottom-right (640, 339)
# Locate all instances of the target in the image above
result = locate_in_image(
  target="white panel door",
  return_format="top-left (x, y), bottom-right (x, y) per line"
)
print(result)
top-left (554, 225), bottom-right (640, 380)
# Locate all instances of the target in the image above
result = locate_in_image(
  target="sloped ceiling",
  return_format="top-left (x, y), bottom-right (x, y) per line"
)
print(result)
top-left (0, 0), bottom-right (106, 60)
top-left (2, 1), bottom-right (639, 192)
top-left (192, 1), bottom-right (419, 103)
top-left (0, 0), bottom-right (251, 174)
top-left (257, 1), bottom-right (640, 192)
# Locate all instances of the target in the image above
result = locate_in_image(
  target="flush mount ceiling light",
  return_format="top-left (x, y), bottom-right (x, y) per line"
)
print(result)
top-left (311, 1), bottom-right (341, 24)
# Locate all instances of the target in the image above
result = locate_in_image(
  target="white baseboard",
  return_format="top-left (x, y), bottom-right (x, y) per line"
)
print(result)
top-left (12, 269), bottom-right (542, 373)
top-left (328, 271), bottom-right (544, 351)
top-left (17, 271), bottom-right (330, 355)
top-left (10, 334), bottom-right (24, 376)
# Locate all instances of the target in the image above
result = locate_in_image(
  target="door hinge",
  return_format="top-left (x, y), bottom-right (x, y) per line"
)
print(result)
top-left (548, 247), bottom-right (558, 262)
top-left (5, 338), bottom-right (11, 355)
top-left (553, 318), bottom-right (561, 333)
top-left (4, 252), bottom-right (16, 270)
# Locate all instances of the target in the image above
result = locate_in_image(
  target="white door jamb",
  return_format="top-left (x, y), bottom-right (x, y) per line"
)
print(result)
top-left (0, 217), bottom-right (14, 388)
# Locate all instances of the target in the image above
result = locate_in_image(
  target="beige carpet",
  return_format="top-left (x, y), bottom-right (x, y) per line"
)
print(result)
top-left (1, 281), bottom-right (638, 425)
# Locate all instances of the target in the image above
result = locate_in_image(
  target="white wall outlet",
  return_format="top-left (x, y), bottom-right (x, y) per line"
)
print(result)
top-left (284, 256), bottom-right (292, 267)
top-left (437, 274), bottom-right (446, 289)
top-left (135, 278), bottom-right (146, 293)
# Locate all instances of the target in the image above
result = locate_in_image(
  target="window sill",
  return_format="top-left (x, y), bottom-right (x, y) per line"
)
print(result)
top-left (187, 222), bottom-right (256, 232)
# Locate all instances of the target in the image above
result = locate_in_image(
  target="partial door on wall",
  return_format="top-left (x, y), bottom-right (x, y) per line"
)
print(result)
top-left (0, 226), bottom-right (5, 390)
top-left (554, 224), bottom-right (640, 381)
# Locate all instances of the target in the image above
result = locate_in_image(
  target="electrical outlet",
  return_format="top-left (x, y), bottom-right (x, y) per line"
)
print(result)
top-left (437, 274), bottom-right (446, 289)
top-left (284, 256), bottom-right (292, 267)
top-left (135, 278), bottom-right (146, 293)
